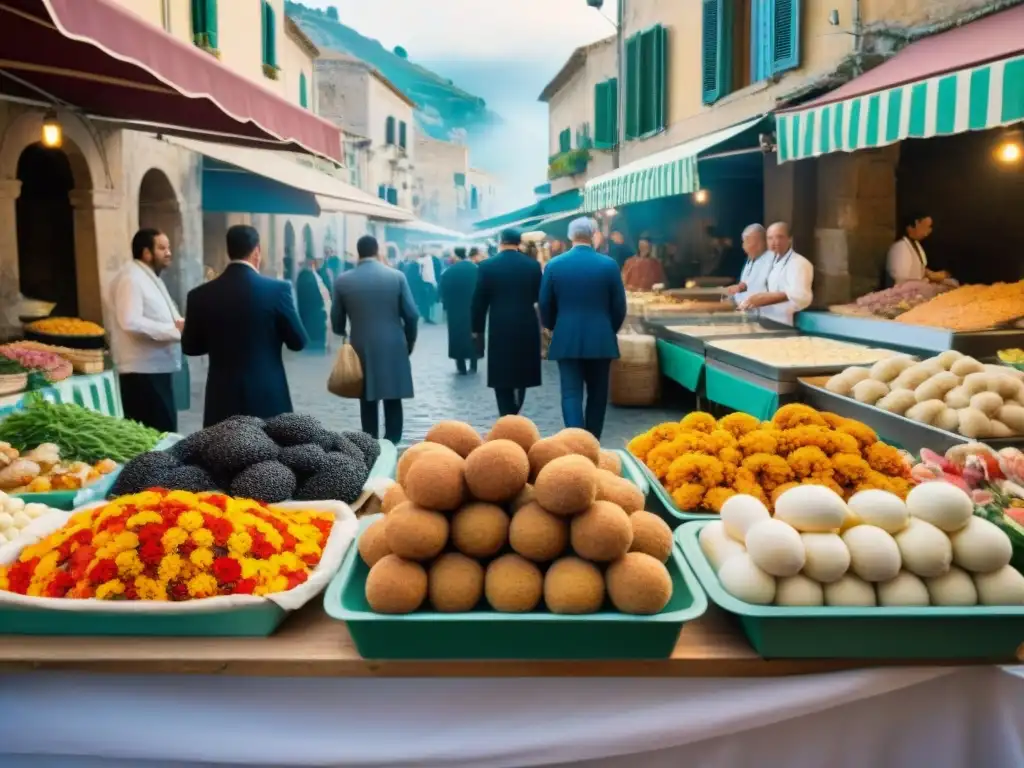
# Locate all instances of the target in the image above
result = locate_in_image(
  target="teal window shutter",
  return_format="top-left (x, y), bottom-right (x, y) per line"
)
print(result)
top-left (454, 172), bottom-right (466, 186)
top-left (701, 0), bottom-right (731, 105)
top-left (470, 186), bottom-right (479, 210)
top-left (771, 0), bottom-right (801, 74)
top-left (262, 2), bottom-right (277, 67)
top-left (378, 184), bottom-right (387, 200)
top-left (594, 77), bottom-right (618, 148)
top-left (386, 187), bottom-right (398, 205)
top-left (751, 0), bottom-right (773, 81)
top-left (205, 0), bottom-right (218, 48)
top-left (624, 34), bottom-right (641, 139)
top-left (653, 25), bottom-right (668, 132)
top-left (558, 128), bottom-right (571, 153)
top-left (299, 72), bottom-right (308, 108)
top-left (385, 116), bottom-right (396, 144)
top-left (191, 0), bottom-right (204, 40)
top-left (399, 121), bottom-right (407, 149)
top-left (261, 2), bottom-right (267, 63)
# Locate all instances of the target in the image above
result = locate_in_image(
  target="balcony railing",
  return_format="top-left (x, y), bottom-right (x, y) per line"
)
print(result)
top-left (547, 148), bottom-right (590, 180)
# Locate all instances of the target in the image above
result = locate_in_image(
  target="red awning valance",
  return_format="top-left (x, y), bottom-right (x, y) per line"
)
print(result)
top-left (0, 0), bottom-right (342, 161)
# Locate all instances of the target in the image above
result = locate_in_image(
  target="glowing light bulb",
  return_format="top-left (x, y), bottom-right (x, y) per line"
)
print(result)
top-left (41, 111), bottom-right (62, 149)
top-left (997, 141), bottom-right (1022, 164)
top-left (694, 189), bottom-right (709, 204)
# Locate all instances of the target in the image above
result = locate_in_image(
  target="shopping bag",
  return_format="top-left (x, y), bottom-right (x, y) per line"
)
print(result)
top-left (327, 343), bottom-right (363, 398)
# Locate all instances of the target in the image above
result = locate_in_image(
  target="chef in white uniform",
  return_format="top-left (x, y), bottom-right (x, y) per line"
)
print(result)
top-left (739, 221), bottom-right (814, 326)
top-left (886, 211), bottom-right (950, 285)
top-left (726, 223), bottom-right (773, 306)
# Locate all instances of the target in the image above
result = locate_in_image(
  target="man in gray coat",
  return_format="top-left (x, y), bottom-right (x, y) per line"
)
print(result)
top-left (332, 235), bottom-right (419, 444)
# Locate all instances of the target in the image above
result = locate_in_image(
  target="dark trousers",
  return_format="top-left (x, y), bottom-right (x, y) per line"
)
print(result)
top-left (455, 358), bottom-right (478, 374)
top-left (360, 398), bottom-right (403, 445)
top-left (494, 388), bottom-right (525, 417)
top-left (557, 359), bottom-right (611, 439)
top-left (120, 372), bottom-right (178, 433)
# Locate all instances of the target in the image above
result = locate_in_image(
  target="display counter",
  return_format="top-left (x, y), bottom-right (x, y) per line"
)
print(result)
top-left (0, 370), bottom-right (121, 419)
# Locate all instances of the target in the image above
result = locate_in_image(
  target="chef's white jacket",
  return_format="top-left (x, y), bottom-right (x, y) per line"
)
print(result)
top-left (886, 237), bottom-right (927, 284)
top-left (107, 260), bottom-right (182, 374)
top-left (733, 251), bottom-right (773, 306)
top-left (759, 249), bottom-right (814, 327)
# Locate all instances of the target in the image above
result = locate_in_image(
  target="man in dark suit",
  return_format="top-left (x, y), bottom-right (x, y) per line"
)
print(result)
top-left (182, 225), bottom-right (308, 428)
top-left (472, 228), bottom-right (542, 417)
top-left (539, 217), bottom-right (626, 440)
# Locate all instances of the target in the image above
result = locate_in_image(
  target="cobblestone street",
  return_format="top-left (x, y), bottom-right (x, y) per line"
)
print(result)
top-left (179, 322), bottom-right (683, 448)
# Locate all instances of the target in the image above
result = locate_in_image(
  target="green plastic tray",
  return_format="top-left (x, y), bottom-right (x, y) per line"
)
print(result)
top-left (613, 448), bottom-right (649, 495)
top-left (676, 521), bottom-right (1024, 661)
top-left (369, 439), bottom-right (397, 480)
top-left (633, 456), bottom-right (718, 525)
top-left (324, 515), bottom-right (708, 660)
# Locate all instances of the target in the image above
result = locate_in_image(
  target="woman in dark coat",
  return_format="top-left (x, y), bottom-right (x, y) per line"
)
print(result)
top-left (295, 259), bottom-right (329, 353)
top-left (439, 247), bottom-right (482, 374)
top-left (471, 229), bottom-right (542, 417)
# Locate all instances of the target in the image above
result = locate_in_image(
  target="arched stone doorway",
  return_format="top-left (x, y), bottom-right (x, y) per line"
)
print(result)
top-left (283, 221), bottom-right (296, 282)
top-left (302, 223), bottom-right (315, 265)
top-left (138, 168), bottom-right (184, 305)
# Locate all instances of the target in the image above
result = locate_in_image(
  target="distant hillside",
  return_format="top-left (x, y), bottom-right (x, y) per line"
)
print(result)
top-left (286, 1), bottom-right (499, 147)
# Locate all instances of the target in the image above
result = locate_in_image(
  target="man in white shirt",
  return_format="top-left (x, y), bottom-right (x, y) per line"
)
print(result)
top-left (108, 228), bottom-right (183, 432)
top-left (739, 221), bottom-right (814, 327)
top-left (726, 223), bottom-right (772, 306)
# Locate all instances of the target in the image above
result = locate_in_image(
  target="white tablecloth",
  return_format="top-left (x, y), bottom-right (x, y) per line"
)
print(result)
top-left (1, 667), bottom-right (1022, 767)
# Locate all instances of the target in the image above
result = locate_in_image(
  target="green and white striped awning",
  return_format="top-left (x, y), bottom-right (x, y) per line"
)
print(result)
top-left (777, 50), bottom-right (1024, 163)
top-left (583, 116), bottom-right (764, 212)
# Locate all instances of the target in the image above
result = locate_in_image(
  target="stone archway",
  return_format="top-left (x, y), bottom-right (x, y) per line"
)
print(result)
top-left (138, 168), bottom-right (185, 306)
top-left (283, 221), bottom-right (296, 281)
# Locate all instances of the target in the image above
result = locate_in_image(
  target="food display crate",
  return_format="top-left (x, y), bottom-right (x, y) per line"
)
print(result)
top-left (369, 439), bottom-right (398, 480)
top-left (676, 521), bottom-right (1024, 660)
top-left (656, 325), bottom-right (798, 355)
top-left (703, 341), bottom-right (887, 383)
top-left (324, 516), bottom-right (708, 660)
top-left (799, 377), bottom-right (1024, 454)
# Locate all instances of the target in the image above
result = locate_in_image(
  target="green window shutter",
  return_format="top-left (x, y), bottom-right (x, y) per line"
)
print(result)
top-left (261, 2), bottom-right (267, 63)
top-left (264, 2), bottom-right (277, 67)
top-left (454, 172), bottom-right (466, 186)
top-left (399, 121), bottom-right (407, 149)
top-left (559, 128), bottom-right (571, 153)
top-left (771, 0), bottom-right (801, 74)
top-left (625, 34), bottom-right (641, 140)
top-left (653, 25), bottom-right (668, 132)
top-left (607, 77), bottom-right (619, 147)
top-left (191, 0), bottom-right (204, 40)
top-left (299, 73), bottom-right (308, 107)
top-left (594, 81), bottom-right (609, 146)
top-left (204, 0), bottom-right (218, 48)
top-left (385, 116), bottom-right (396, 144)
top-left (701, 0), bottom-right (731, 105)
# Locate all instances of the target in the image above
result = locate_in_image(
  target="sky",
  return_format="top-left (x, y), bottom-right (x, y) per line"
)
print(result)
top-left (301, 0), bottom-right (620, 211)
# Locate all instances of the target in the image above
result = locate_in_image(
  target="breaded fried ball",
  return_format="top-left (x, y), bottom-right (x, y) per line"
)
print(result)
top-left (404, 450), bottom-right (466, 511)
top-left (381, 483), bottom-right (408, 514)
top-left (357, 517), bottom-right (391, 567)
top-left (629, 511), bottom-right (673, 563)
top-left (487, 415), bottom-right (542, 453)
top-left (544, 557), bottom-right (605, 614)
top-left (451, 502), bottom-right (509, 558)
top-left (557, 428), bottom-right (601, 464)
top-left (527, 437), bottom-right (572, 480)
top-left (598, 449), bottom-right (622, 474)
top-left (570, 500), bottom-right (633, 561)
top-left (596, 469), bottom-right (645, 514)
top-left (485, 554), bottom-right (543, 612)
top-left (397, 442), bottom-right (452, 486)
top-left (429, 553), bottom-right (484, 612)
top-left (606, 552), bottom-right (673, 615)
top-left (425, 420), bottom-right (483, 458)
top-left (385, 502), bottom-right (449, 561)
top-left (510, 483), bottom-right (535, 512)
top-left (534, 454), bottom-right (598, 516)
top-left (464, 439), bottom-right (529, 502)
top-left (509, 502), bottom-right (569, 562)
top-left (366, 555), bottom-right (427, 614)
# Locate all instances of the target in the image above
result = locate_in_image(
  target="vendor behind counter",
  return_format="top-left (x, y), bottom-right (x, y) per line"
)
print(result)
top-left (885, 211), bottom-right (954, 287)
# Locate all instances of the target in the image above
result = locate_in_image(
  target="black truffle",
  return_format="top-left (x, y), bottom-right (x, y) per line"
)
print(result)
top-left (278, 443), bottom-right (331, 476)
top-left (342, 430), bottom-right (382, 466)
top-left (199, 425), bottom-right (280, 475)
top-left (229, 460), bottom-right (298, 503)
top-left (162, 464), bottom-right (219, 493)
top-left (109, 451), bottom-right (181, 497)
top-left (294, 453), bottom-right (368, 504)
top-left (263, 413), bottom-right (327, 447)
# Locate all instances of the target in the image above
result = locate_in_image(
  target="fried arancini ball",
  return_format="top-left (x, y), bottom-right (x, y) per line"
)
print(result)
top-left (557, 428), bottom-right (601, 464)
top-left (509, 502), bottom-right (569, 562)
top-left (544, 557), bottom-right (605, 614)
top-left (717, 412), bottom-right (761, 438)
top-left (738, 430), bottom-right (779, 457)
top-left (429, 553), bottom-right (484, 613)
top-left (667, 453), bottom-right (726, 490)
top-left (528, 437), bottom-right (572, 480)
top-left (606, 552), bottom-right (673, 615)
top-left (596, 469), bottom-right (645, 514)
top-left (404, 449), bottom-right (466, 511)
top-left (381, 483), bottom-right (408, 514)
top-left (671, 483), bottom-right (706, 511)
top-left (598, 449), bottom-right (622, 474)
top-left (628, 511), bottom-right (673, 563)
top-left (464, 439), bottom-right (529, 502)
top-left (397, 441), bottom-right (450, 486)
top-left (425, 420), bottom-right (483, 458)
top-left (487, 415), bottom-right (541, 453)
top-left (450, 502), bottom-right (509, 558)
top-left (485, 554), bottom-right (543, 612)
top-left (366, 555), bottom-right (427, 614)
top-left (358, 517), bottom-right (392, 567)
top-left (772, 403), bottom-right (828, 430)
top-left (680, 412), bottom-right (717, 433)
top-left (385, 502), bottom-right (449, 561)
top-left (534, 454), bottom-right (598, 516)
top-left (787, 446), bottom-right (832, 480)
top-left (570, 500), bottom-right (633, 562)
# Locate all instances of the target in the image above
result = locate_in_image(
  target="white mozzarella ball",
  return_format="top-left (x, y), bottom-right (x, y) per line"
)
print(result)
top-left (973, 566), bottom-right (1024, 605)
top-left (720, 495), bottom-right (770, 543)
top-left (846, 490), bottom-right (909, 534)
top-left (23, 503), bottom-right (50, 519)
top-left (949, 516), bottom-right (1013, 574)
top-left (824, 574), bottom-right (877, 606)
top-left (905, 482), bottom-right (973, 532)
top-left (894, 517), bottom-right (953, 578)
top-left (0, 512), bottom-right (13, 530)
top-left (842, 525), bottom-right (902, 582)
top-left (773, 485), bottom-right (848, 532)
top-left (925, 567), bottom-right (978, 606)
top-left (775, 574), bottom-right (824, 606)
top-left (745, 519), bottom-right (806, 577)
top-left (698, 520), bottom-right (746, 571)
top-left (800, 532), bottom-right (850, 583)
top-left (877, 571), bottom-right (930, 606)
top-left (0, 531), bottom-right (8, 545)
top-left (717, 553), bottom-right (777, 605)
top-left (10, 511), bottom-right (30, 530)
top-left (4, 497), bottom-right (25, 513)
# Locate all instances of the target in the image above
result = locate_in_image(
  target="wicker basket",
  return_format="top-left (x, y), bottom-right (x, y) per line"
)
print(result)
top-left (611, 334), bottom-right (660, 407)
top-left (0, 372), bottom-right (28, 397)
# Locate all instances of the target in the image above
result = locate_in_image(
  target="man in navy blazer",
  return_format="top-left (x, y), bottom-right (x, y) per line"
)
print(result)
top-left (539, 217), bottom-right (627, 439)
top-left (182, 225), bottom-right (308, 428)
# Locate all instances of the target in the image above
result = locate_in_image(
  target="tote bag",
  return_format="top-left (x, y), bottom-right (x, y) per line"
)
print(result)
top-left (327, 343), bottom-right (363, 399)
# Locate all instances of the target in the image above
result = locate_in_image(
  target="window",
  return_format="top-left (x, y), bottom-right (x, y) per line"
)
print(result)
top-left (625, 25), bottom-right (668, 140)
top-left (190, 0), bottom-right (218, 50)
top-left (386, 187), bottom-right (399, 205)
top-left (378, 184), bottom-right (387, 200)
top-left (385, 116), bottom-right (396, 145)
top-left (261, 1), bottom-right (277, 76)
top-left (576, 123), bottom-right (592, 149)
top-left (299, 72), bottom-right (309, 108)
top-left (594, 78), bottom-right (618, 149)
top-left (470, 186), bottom-right (479, 210)
top-left (398, 121), bottom-right (407, 150)
top-left (454, 172), bottom-right (466, 187)
top-left (702, 0), bottom-right (801, 105)
top-left (558, 128), bottom-right (572, 154)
